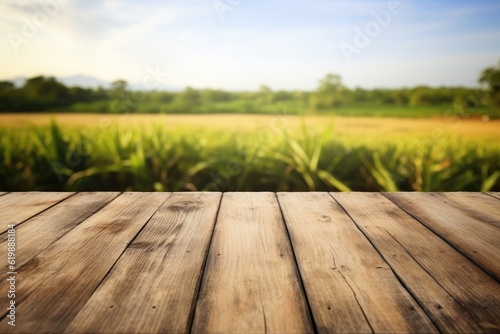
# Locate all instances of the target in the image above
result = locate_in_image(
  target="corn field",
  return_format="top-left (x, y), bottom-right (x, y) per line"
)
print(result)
top-left (1, 121), bottom-right (499, 192)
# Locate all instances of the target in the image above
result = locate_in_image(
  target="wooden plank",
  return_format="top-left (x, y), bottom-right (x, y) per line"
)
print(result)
top-left (0, 192), bottom-right (74, 233)
top-left (0, 192), bottom-right (7, 196)
top-left (67, 192), bottom-right (222, 334)
top-left (385, 192), bottom-right (500, 281)
top-left (0, 192), bottom-right (169, 333)
top-left (192, 192), bottom-right (313, 333)
top-left (0, 192), bottom-right (120, 272)
top-left (278, 192), bottom-right (437, 334)
top-left (440, 192), bottom-right (500, 229)
top-left (485, 192), bottom-right (500, 200)
top-left (332, 192), bottom-right (500, 333)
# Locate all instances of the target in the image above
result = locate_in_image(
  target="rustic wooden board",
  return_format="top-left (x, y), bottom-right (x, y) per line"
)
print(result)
top-left (0, 192), bottom-right (119, 272)
top-left (385, 192), bottom-right (500, 281)
top-left (0, 192), bottom-right (170, 333)
top-left (0, 192), bottom-right (74, 233)
top-left (67, 192), bottom-right (222, 334)
top-left (192, 192), bottom-right (313, 333)
top-left (1, 191), bottom-right (498, 333)
top-left (279, 192), bottom-right (437, 334)
top-left (333, 192), bottom-right (500, 333)
top-left (440, 192), bottom-right (500, 229)
top-left (485, 192), bottom-right (500, 200)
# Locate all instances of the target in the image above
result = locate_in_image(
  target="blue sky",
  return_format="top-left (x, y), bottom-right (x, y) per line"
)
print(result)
top-left (1, 0), bottom-right (500, 90)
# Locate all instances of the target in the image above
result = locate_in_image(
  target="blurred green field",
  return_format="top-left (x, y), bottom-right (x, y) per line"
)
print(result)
top-left (1, 114), bottom-right (499, 192)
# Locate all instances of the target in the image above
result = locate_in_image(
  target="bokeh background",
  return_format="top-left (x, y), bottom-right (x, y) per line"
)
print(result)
top-left (0, 0), bottom-right (499, 191)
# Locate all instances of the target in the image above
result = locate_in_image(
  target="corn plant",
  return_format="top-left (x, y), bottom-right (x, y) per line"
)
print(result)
top-left (0, 121), bottom-right (498, 192)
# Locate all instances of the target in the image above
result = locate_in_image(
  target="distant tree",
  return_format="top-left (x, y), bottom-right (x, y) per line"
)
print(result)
top-left (109, 80), bottom-right (133, 113)
top-left (174, 87), bottom-right (200, 111)
top-left (95, 86), bottom-right (109, 100)
top-left (0, 81), bottom-right (16, 110)
top-left (69, 87), bottom-right (95, 103)
top-left (479, 59), bottom-right (500, 110)
top-left (368, 89), bottom-right (388, 104)
top-left (409, 86), bottom-right (433, 106)
top-left (389, 90), bottom-right (409, 106)
top-left (318, 73), bottom-right (343, 92)
top-left (273, 90), bottom-right (294, 102)
top-left (311, 73), bottom-right (345, 110)
top-left (111, 79), bottom-right (128, 98)
top-left (23, 76), bottom-right (70, 109)
top-left (0, 81), bottom-right (14, 91)
top-left (151, 91), bottom-right (175, 103)
top-left (258, 85), bottom-right (273, 103)
top-left (200, 89), bottom-right (231, 103)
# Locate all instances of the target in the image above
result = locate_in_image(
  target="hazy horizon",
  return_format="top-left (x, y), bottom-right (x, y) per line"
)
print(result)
top-left (1, 0), bottom-right (500, 90)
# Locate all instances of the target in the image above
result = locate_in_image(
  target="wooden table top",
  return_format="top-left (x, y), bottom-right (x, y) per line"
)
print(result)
top-left (0, 192), bottom-right (499, 333)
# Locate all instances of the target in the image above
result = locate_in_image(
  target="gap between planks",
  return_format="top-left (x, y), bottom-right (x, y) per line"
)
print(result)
top-left (0, 193), bottom-right (170, 333)
top-left (0, 192), bottom-right (75, 234)
top-left (192, 192), bottom-right (313, 333)
top-left (332, 192), bottom-right (499, 333)
top-left (1, 192), bottom-right (498, 333)
top-left (384, 192), bottom-right (500, 282)
top-left (67, 192), bottom-right (222, 334)
top-left (278, 192), bottom-right (437, 333)
top-left (485, 192), bottom-right (500, 200)
top-left (0, 192), bottom-right (120, 287)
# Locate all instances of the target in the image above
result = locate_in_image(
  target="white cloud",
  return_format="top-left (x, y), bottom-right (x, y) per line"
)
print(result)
top-left (0, 0), bottom-right (498, 89)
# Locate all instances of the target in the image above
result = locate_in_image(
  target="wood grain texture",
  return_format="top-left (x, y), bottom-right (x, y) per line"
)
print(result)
top-left (279, 192), bottom-right (437, 334)
top-left (440, 192), bottom-right (500, 229)
top-left (192, 192), bottom-right (313, 333)
top-left (0, 192), bottom-right (119, 272)
top-left (485, 192), bottom-right (500, 200)
top-left (0, 192), bottom-right (74, 233)
top-left (66, 192), bottom-right (222, 334)
top-left (333, 192), bottom-right (500, 333)
top-left (0, 191), bottom-right (498, 333)
top-left (385, 192), bottom-right (500, 281)
top-left (0, 192), bottom-right (170, 333)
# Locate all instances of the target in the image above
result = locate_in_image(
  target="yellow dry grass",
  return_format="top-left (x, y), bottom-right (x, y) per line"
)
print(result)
top-left (1, 113), bottom-right (498, 140)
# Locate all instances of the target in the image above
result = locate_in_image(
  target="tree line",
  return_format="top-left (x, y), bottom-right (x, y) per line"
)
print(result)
top-left (1, 60), bottom-right (499, 114)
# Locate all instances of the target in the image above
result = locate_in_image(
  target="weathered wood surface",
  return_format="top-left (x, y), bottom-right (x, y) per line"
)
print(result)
top-left (0, 192), bottom-right (73, 234)
top-left (385, 192), bottom-right (500, 281)
top-left (333, 192), bottom-right (500, 333)
top-left (439, 192), bottom-right (500, 229)
top-left (68, 193), bottom-right (221, 334)
top-left (0, 192), bottom-right (169, 333)
top-left (486, 191), bottom-right (500, 200)
top-left (278, 192), bottom-right (436, 333)
top-left (0, 192), bottom-right (119, 272)
top-left (192, 193), bottom-right (312, 333)
top-left (0, 192), bottom-right (498, 333)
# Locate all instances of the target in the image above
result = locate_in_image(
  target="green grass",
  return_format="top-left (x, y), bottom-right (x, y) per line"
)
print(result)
top-left (1, 121), bottom-right (499, 192)
top-left (60, 100), bottom-right (500, 118)
top-left (313, 104), bottom-right (498, 118)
